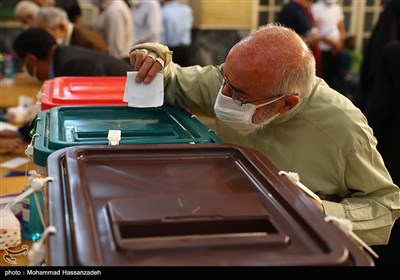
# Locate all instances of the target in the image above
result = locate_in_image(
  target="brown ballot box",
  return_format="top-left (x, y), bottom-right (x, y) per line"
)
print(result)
top-left (45, 144), bottom-right (373, 266)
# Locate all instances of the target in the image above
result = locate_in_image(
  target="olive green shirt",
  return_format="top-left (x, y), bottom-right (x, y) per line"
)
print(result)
top-left (161, 63), bottom-right (400, 246)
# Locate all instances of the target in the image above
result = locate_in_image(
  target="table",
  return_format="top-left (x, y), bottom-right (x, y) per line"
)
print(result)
top-left (0, 149), bottom-right (36, 266)
top-left (0, 75), bottom-right (43, 109)
top-left (1, 75), bottom-right (44, 266)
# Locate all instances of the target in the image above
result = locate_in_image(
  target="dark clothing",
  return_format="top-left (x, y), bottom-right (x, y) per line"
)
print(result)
top-left (321, 50), bottom-right (341, 90)
top-left (56, 0), bottom-right (81, 24)
top-left (354, 0), bottom-right (400, 110)
top-left (169, 45), bottom-right (191, 67)
top-left (365, 42), bottom-right (400, 266)
top-left (278, 1), bottom-right (314, 36)
top-left (18, 122), bottom-right (35, 141)
top-left (70, 26), bottom-right (109, 54)
top-left (18, 46), bottom-right (133, 140)
top-left (354, 3), bottom-right (400, 264)
top-left (363, 42), bottom-right (400, 186)
top-left (277, 1), bottom-right (322, 77)
top-left (52, 46), bottom-right (133, 76)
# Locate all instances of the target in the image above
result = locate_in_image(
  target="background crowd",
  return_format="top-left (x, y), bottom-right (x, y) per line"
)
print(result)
top-left (0, 0), bottom-right (399, 267)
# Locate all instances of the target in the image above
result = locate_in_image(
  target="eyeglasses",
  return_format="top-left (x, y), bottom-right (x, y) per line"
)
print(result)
top-left (221, 76), bottom-right (283, 107)
top-left (216, 64), bottom-right (284, 106)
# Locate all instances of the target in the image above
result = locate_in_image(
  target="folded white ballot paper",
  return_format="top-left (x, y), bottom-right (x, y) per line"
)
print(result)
top-left (124, 71), bottom-right (164, 108)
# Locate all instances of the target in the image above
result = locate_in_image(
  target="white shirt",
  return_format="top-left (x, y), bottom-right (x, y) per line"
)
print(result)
top-left (98, 0), bottom-right (134, 59)
top-left (311, 0), bottom-right (344, 51)
top-left (61, 22), bottom-right (74, 46)
top-left (131, 0), bottom-right (161, 44)
top-left (160, 1), bottom-right (192, 47)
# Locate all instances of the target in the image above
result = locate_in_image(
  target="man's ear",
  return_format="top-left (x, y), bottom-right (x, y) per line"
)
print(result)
top-left (278, 94), bottom-right (300, 113)
top-left (58, 23), bottom-right (68, 35)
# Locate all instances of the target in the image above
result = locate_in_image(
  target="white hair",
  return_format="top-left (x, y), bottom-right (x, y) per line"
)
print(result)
top-left (15, 1), bottom-right (40, 22)
top-left (255, 23), bottom-right (316, 98)
top-left (33, 6), bottom-right (70, 30)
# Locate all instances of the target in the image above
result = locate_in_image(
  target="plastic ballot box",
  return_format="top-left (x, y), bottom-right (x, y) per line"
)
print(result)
top-left (39, 76), bottom-right (127, 110)
top-left (32, 105), bottom-right (222, 174)
top-left (46, 144), bottom-right (373, 266)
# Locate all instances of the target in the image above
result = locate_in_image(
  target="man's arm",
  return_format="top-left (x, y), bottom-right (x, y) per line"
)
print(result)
top-left (323, 146), bottom-right (400, 246)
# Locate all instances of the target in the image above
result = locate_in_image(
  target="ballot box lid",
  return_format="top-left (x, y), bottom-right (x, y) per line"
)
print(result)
top-left (46, 143), bottom-right (373, 266)
top-left (40, 76), bottom-right (127, 110)
top-left (33, 105), bottom-right (222, 168)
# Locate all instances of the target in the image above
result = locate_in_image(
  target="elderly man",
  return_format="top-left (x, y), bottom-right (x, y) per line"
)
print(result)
top-left (129, 23), bottom-right (400, 246)
top-left (33, 6), bottom-right (108, 54)
top-left (14, 0), bottom-right (40, 28)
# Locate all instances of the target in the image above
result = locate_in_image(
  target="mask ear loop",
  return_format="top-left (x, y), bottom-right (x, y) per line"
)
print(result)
top-left (25, 133), bottom-right (40, 178)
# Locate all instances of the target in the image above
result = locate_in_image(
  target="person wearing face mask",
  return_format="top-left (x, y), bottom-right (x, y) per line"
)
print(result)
top-left (13, 28), bottom-right (133, 82)
top-left (2, 27), bottom-right (134, 143)
top-left (33, 7), bottom-right (109, 54)
top-left (128, 23), bottom-right (400, 247)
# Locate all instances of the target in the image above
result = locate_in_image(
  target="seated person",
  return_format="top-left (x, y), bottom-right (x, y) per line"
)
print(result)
top-left (1, 28), bottom-right (134, 142)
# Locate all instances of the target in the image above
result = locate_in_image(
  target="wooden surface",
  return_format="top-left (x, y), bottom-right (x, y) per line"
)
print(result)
top-left (0, 75), bottom-right (43, 109)
top-left (0, 75), bottom-right (42, 266)
top-left (0, 148), bottom-right (36, 266)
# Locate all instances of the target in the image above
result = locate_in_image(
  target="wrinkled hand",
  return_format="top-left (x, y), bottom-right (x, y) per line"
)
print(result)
top-left (129, 50), bottom-right (163, 84)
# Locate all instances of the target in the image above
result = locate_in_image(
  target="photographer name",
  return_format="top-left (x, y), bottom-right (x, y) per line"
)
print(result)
top-left (5, 269), bottom-right (101, 276)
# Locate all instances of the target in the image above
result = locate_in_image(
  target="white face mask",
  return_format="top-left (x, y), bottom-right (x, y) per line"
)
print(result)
top-left (214, 87), bottom-right (282, 135)
top-left (22, 59), bottom-right (39, 83)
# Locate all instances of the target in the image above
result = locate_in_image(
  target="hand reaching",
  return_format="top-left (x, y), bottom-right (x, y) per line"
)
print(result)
top-left (129, 50), bottom-right (163, 84)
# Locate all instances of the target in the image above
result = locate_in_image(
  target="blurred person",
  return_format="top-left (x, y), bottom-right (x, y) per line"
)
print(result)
top-left (354, 1), bottom-right (400, 264)
top-left (3, 28), bottom-right (133, 142)
top-left (55, 0), bottom-right (82, 27)
top-left (277, 0), bottom-right (322, 77)
top-left (131, 0), bottom-right (162, 44)
top-left (340, 35), bottom-right (362, 79)
top-left (355, 0), bottom-right (400, 111)
top-left (14, 0), bottom-right (40, 28)
top-left (95, 0), bottom-right (134, 62)
top-left (129, 23), bottom-right (400, 246)
top-left (31, 0), bottom-right (55, 7)
top-left (160, 0), bottom-right (193, 67)
top-left (360, 40), bottom-right (400, 269)
top-left (34, 7), bottom-right (109, 54)
top-left (363, 41), bottom-right (400, 201)
top-left (311, 0), bottom-right (345, 89)
top-left (337, 34), bottom-right (362, 99)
